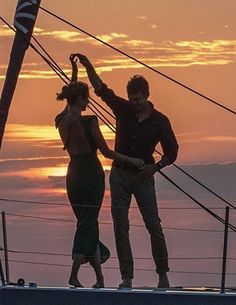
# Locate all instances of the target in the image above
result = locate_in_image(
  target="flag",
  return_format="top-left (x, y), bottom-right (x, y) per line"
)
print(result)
top-left (0, 0), bottom-right (41, 149)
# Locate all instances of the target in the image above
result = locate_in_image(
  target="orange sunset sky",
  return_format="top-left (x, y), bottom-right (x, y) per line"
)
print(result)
top-left (0, 0), bottom-right (236, 288)
top-left (1, 0), bottom-right (236, 168)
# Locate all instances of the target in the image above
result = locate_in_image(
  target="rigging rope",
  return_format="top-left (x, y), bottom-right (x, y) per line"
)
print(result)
top-left (2, 16), bottom-right (235, 211)
top-left (157, 171), bottom-right (236, 231)
top-left (0, 17), bottom-right (69, 85)
top-left (1, 8), bottom-right (236, 286)
top-left (1, 17), bottom-right (235, 230)
top-left (159, 153), bottom-right (236, 209)
top-left (28, 1), bottom-right (236, 116)
top-left (88, 104), bottom-right (116, 133)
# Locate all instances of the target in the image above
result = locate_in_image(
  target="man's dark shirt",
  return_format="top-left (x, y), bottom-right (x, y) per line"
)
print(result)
top-left (95, 83), bottom-right (179, 165)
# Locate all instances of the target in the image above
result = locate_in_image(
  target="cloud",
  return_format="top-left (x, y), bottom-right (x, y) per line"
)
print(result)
top-left (94, 33), bottom-right (128, 44)
top-left (134, 16), bottom-right (157, 30)
top-left (135, 16), bottom-right (147, 20)
top-left (99, 124), bottom-right (116, 140)
top-left (3, 123), bottom-right (115, 161)
top-left (0, 25), bottom-right (14, 37)
top-left (1, 70), bottom-right (62, 80)
top-left (129, 39), bottom-right (236, 67)
top-left (202, 136), bottom-right (236, 143)
top-left (123, 39), bottom-right (154, 47)
top-left (154, 162), bottom-right (236, 204)
top-left (149, 24), bottom-right (157, 29)
top-left (5, 124), bottom-right (59, 142)
top-left (0, 156), bottom-right (67, 171)
top-left (181, 134), bottom-right (236, 143)
top-left (0, 66), bottom-right (88, 80)
top-left (5, 123), bottom-right (114, 143)
top-left (0, 25), bottom-right (127, 46)
top-left (0, 64), bottom-right (8, 69)
top-left (2, 23), bottom-right (236, 79)
top-left (34, 27), bottom-right (128, 45)
top-left (33, 27), bottom-right (92, 43)
top-left (1, 161), bottom-right (235, 206)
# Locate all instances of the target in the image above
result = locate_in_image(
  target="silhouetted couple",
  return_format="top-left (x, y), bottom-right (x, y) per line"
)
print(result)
top-left (55, 53), bottom-right (178, 289)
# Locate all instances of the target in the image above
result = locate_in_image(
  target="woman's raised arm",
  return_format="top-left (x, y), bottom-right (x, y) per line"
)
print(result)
top-left (69, 54), bottom-right (78, 82)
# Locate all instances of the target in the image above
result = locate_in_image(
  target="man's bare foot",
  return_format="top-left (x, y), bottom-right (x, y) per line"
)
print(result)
top-left (119, 278), bottom-right (132, 289)
top-left (69, 277), bottom-right (84, 288)
top-left (158, 273), bottom-right (170, 288)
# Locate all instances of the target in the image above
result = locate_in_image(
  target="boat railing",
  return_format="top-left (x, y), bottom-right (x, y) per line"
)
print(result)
top-left (0, 206), bottom-right (235, 292)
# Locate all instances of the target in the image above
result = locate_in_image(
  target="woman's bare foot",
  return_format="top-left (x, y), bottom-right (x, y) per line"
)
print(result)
top-left (119, 278), bottom-right (132, 289)
top-left (69, 277), bottom-right (84, 288)
top-left (92, 282), bottom-right (105, 288)
top-left (92, 275), bottom-right (104, 288)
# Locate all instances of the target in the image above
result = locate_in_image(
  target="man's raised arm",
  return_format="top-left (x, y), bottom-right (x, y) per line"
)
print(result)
top-left (76, 53), bottom-right (103, 91)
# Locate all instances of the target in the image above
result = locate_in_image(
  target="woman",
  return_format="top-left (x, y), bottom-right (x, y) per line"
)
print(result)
top-left (56, 55), bottom-right (145, 288)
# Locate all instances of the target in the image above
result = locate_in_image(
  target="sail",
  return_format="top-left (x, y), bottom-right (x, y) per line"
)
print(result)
top-left (0, 0), bottom-right (41, 149)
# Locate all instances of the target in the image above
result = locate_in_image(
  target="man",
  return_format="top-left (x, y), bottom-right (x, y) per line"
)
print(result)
top-left (77, 53), bottom-right (179, 288)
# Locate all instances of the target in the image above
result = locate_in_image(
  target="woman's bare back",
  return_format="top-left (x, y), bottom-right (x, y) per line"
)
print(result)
top-left (58, 114), bottom-right (92, 155)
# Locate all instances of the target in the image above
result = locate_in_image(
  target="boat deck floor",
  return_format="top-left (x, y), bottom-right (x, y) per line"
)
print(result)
top-left (1, 285), bottom-right (236, 305)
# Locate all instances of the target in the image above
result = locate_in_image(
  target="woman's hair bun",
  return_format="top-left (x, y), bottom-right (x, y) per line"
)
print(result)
top-left (56, 82), bottom-right (89, 102)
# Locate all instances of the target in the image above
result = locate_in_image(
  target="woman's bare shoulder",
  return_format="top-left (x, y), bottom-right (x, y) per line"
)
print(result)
top-left (57, 113), bottom-right (72, 131)
top-left (58, 112), bottom-right (74, 125)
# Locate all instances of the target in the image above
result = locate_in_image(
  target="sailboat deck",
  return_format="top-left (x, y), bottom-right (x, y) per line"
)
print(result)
top-left (1, 285), bottom-right (236, 305)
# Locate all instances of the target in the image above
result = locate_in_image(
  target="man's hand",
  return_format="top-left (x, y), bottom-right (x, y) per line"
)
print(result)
top-left (73, 53), bottom-right (102, 91)
top-left (128, 158), bottom-right (145, 171)
top-left (75, 53), bottom-right (91, 68)
top-left (136, 164), bottom-right (160, 180)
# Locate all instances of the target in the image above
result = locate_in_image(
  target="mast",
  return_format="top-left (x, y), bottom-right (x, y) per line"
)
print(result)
top-left (0, 0), bottom-right (41, 149)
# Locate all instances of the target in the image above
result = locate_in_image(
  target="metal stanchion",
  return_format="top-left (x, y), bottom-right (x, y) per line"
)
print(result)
top-left (220, 206), bottom-right (230, 294)
top-left (0, 254), bottom-right (6, 286)
top-left (2, 211), bottom-right (9, 283)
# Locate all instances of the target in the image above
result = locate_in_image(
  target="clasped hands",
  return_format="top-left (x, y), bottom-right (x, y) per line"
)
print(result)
top-left (136, 163), bottom-right (160, 180)
top-left (130, 159), bottom-right (161, 180)
top-left (69, 53), bottom-right (90, 67)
